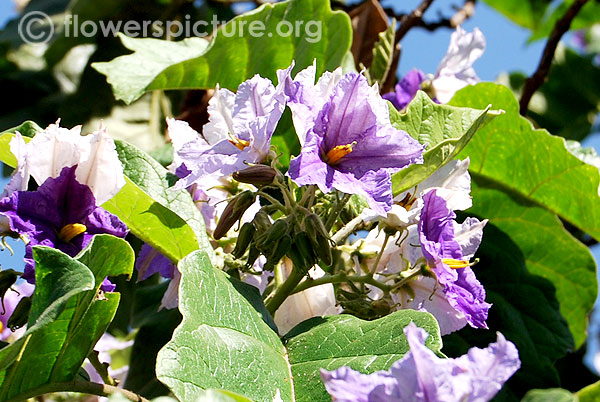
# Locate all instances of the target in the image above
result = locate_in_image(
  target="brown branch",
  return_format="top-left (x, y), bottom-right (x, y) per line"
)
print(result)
top-left (519, 0), bottom-right (589, 115)
top-left (395, 0), bottom-right (436, 43)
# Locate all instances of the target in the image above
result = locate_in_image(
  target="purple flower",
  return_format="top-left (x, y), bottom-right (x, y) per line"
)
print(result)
top-left (285, 71), bottom-right (424, 215)
top-left (321, 322), bottom-right (520, 402)
top-left (382, 69), bottom-right (426, 111)
top-left (0, 166), bottom-right (128, 291)
top-left (418, 190), bottom-right (490, 329)
top-left (135, 243), bottom-right (176, 281)
top-left (170, 73), bottom-right (286, 190)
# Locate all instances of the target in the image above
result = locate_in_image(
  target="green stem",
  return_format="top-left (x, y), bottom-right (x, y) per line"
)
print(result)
top-left (325, 193), bottom-right (352, 231)
top-left (369, 233), bottom-right (390, 275)
top-left (265, 264), bottom-right (307, 315)
top-left (87, 350), bottom-right (115, 386)
top-left (257, 191), bottom-right (287, 212)
top-left (292, 272), bottom-right (392, 294)
top-left (4, 380), bottom-right (149, 402)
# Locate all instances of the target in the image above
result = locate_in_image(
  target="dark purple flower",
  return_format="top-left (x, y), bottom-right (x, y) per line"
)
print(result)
top-left (321, 323), bottom-right (520, 402)
top-left (0, 166), bottom-right (128, 291)
top-left (135, 243), bottom-right (176, 281)
top-left (382, 69), bottom-right (426, 110)
top-left (418, 190), bottom-right (490, 328)
top-left (285, 72), bottom-right (424, 215)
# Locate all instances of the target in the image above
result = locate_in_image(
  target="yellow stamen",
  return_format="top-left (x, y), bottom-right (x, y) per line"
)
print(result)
top-left (229, 138), bottom-right (250, 151)
top-left (0, 321), bottom-right (3, 333)
top-left (443, 258), bottom-right (472, 269)
top-left (58, 223), bottom-right (87, 243)
top-left (325, 142), bottom-right (357, 165)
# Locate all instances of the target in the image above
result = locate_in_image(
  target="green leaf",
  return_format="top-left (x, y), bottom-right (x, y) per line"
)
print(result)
top-left (449, 83), bottom-right (600, 243)
top-left (504, 48), bottom-right (600, 141)
top-left (93, 35), bottom-right (210, 104)
top-left (156, 250), bottom-right (293, 402)
top-left (529, 0), bottom-right (600, 42)
top-left (197, 389), bottom-right (255, 402)
top-left (364, 19), bottom-right (395, 86)
top-left (521, 388), bottom-right (577, 402)
top-left (482, 0), bottom-right (552, 30)
top-left (0, 120), bottom-right (43, 137)
top-left (577, 380), bottom-right (600, 402)
top-left (390, 91), bottom-right (496, 194)
top-left (448, 83), bottom-right (596, 350)
top-left (284, 311), bottom-right (442, 402)
top-left (103, 140), bottom-right (213, 264)
top-left (156, 250), bottom-right (443, 402)
top-left (0, 235), bottom-right (134, 401)
top-left (93, 0), bottom-right (352, 104)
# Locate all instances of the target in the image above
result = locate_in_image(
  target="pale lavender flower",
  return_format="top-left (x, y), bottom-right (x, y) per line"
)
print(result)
top-left (284, 70), bottom-right (424, 215)
top-left (321, 322), bottom-right (520, 402)
top-left (170, 73), bottom-right (286, 189)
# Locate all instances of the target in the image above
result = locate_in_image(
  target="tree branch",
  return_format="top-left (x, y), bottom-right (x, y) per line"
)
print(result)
top-left (519, 0), bottom-right (589, 115)
top-left (395, 0), bottom-right (436, 43)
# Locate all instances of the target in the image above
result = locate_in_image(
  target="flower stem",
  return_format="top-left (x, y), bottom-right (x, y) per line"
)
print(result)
top-left (292, 272), bottom-right (392, 294)
top-left (265, 264), bottom-right (307, 315)
top-left (4, 380), bottom-right (149, 402)
top-left (331, 215), bottom-right (366, 245)
top-left (87, 350), bottom-right (115, 386)
top-left (369, 233), bottom-right (391, 276)
top-left (325, 193), bottom-right (352, 231)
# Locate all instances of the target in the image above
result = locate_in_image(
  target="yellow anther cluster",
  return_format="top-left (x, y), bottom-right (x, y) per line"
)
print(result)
top-left (229, 138), bottom-right (250, 151)
top-left (325, 142), bottom-right (356, 165)
top-left (58, 223), bottom-right (87, 243)
top-left (442, 258), bottom-right (471, 269)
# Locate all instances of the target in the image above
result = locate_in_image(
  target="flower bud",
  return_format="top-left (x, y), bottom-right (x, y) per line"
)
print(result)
top-left (245, 245), bottom-right (261, 268)
top-left (263, 234), bottom-right (292, 271)
top-left (213, 191), bottom-right (256, 240)
top-left (232, 223), bottom-right (256, 259)
top-left (304, 214), bottom-right (333, 266)
top-left (252, 210), bottom-right (272, 233)
top-left (8, 296), bottom-right (32, 331)
top-left (292, 232), bottom-right (316, 271)
top-left (232, 165), bottom-right (277, 186)
top-left (256, 219), bottom-right (289, 251)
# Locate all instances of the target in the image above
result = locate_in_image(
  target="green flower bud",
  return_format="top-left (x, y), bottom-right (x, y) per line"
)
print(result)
top-left (304, 214), bottom-right (333, 266)
top-left (232, 165), bottom-right (278, 186)
top-left (252, 210), bottom-right (272, 233)
top-left (256, 219), bottom-right (289, 251)
top-left (293, 232), bottom-right (316, 271)
top-left (245, 245), bottom-right (261, 268)
top-left (232, 223), bottom-right (256, 259)
top-left (263, 234), bottom-right (292, 271)
top-left (213, 191), bottom-right (256, 240)
top-left (7, 296), bottom-right (32, 331)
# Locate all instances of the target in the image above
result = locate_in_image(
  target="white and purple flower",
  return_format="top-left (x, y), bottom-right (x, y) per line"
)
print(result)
top-left (418, 189), bottom-right (490, 329)
top-left (0, 166), bottom-right (128, 291)
top-left (283, 67), bottom-right (424, 215)
top-left (321, 322), bottom-right (520, 402)
top-left (170, 73), bottom-right (287, 190)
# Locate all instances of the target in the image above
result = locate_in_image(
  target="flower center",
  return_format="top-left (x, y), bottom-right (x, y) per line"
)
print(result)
top-left (325, 142), bottom-right (357, 165)
top-left (442, 258), bottom-right (471, 269)
top-left (58, 223), bottom-right (87, 243)
top-left (228, 137), bottom-right (250, 151)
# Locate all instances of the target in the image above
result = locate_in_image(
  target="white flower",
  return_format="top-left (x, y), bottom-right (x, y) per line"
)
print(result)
top-left (432, 27), bottom-right (486, 103)
top-left (274, 261), bottom-right (342, 335)
top-left (7, 120), bottom-right (125, 205)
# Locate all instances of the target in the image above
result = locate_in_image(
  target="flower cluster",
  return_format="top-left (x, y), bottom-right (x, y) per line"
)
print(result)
top-left (0, 28), bottom-right (519, 400)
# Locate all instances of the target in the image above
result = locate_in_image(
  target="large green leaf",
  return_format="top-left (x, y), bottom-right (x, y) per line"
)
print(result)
top-left (390, 91), bottom-right (496, 194)
top-left (155, 250), bottom-right (292, 402)
top-left (284, 311), bottom-right (442, 402)
top-left (156, 250), bottom-right (443, 402)
top-left (450, 83), bottom-right (600, 243)
top-left (93, 35), bottom-right (210, 104)
top-left (93, 0), bottom-right (352, 104)
top-left (0, 235), bottom-right (134, 401)
top-left (364, 20), bottom-right (395, 86)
